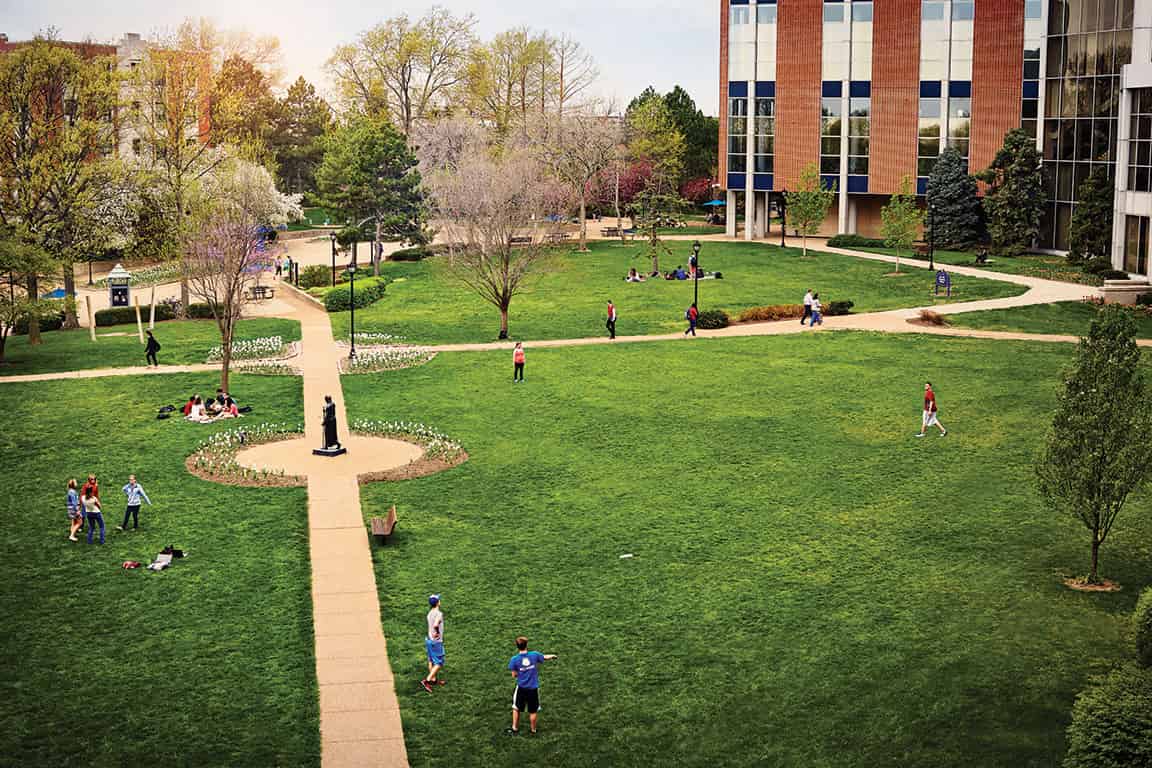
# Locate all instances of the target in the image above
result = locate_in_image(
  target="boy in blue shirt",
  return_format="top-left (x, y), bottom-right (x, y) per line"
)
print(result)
top-left (506, 635), bottom-right (558, 736)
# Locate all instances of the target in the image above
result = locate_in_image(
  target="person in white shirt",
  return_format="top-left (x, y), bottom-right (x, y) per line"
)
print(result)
top-left (809, 293), bottom-right (823, 326)
top-left (801, 289), bottom-right (814, 325)
top-left (421, 594), bottom-right (445, 693)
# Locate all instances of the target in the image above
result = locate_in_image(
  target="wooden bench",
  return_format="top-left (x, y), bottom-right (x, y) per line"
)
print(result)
top-left (600, 227), bottom-right (620, 237)
top-left (545, 232), bottom-right (570, 243)
top-left (370, 505), bottom-right (398, 545)
top-left (509, 236), bottom-right (533, 247)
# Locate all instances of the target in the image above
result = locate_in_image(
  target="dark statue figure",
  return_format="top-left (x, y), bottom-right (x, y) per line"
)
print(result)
top-left (322, 395), bottom-right (340, 449)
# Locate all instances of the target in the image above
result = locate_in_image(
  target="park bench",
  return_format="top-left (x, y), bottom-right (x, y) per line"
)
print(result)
top-left (509, 236), bottom-right (533, 247)
top-left (600, 227), bottom-right (620, 237)
top-left (545, 232), bottom-right (570, 244)
top-left (370, 505), bottom-right (398, 545)
top-left (914, 242), bottom-right (931, 258)
top-left (249, 285), bottom-right (275, 301)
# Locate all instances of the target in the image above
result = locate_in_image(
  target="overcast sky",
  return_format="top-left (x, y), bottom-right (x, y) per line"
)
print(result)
top-left (0, 0), bottom-right (722, 114)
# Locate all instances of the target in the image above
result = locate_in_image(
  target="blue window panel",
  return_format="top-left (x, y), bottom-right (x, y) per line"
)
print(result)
top-left (849, 81), bottom-right (871, 98)
top-left (728, 81), bottom-right (748, 98)
top-left (822, 81), bottom-right (843, 98)
top-left (759, 0), bottom-right (777, 3)
top-left (820, 174), bottom-right (840, 191)
top-left (948, 81), bottom-right (972, 98)
top-left (730, 0), bottom-right (750, 4)
top-left (727, 172), bottom-right (746, 190)
top-left (916, 177), bottom-right (929, 196)
top-left (920, 81), bottom-right (942, 98)
top-left (1022, 80), bottom-right (1039, 99)
top-left (753, 173), bottom-right (773, 191)
top-left (847, 175), bottom-right (868, 193)
top-left (755, 81), bottom-right (776, 98)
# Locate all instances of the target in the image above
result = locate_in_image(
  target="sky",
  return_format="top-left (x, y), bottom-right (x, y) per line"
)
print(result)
top-left (0, 0), bottom-right (723, 115)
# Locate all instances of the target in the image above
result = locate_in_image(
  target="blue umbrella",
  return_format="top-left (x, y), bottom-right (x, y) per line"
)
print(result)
top-left (42, 288), bottom-right (67, 299)
top-left (702, 200), bottom-right (726, 206)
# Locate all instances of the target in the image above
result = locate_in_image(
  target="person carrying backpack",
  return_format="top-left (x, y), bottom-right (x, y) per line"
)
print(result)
top-left (684, 303), bottom-right (698, 337)
top-left (145, 330), bottom-right (161, 367)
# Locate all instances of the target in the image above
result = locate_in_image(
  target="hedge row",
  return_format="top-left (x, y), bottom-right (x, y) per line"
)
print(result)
top-left (391, 244), bottom-right (447, 261)
top-left (827, 234), bottom-right (886, 248)
top-left (324, 277), bottom-right (387, 312)
top-left (696, 309), bottom-right (729, 329)
top-left (299, 264), bottom-right (332, 289)
top-left (1063, 664), bottom-right (1152, 768)
top-left (94, 303), bottom-right (176, 327)
top-left (738, 304), bottom-right (804, 322)
top-left (13, 310), bottom-right (65, 335)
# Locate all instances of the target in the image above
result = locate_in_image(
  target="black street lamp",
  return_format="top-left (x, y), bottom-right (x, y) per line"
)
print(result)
top-left (87, 258), bottom-right (94, 286)
top-left (691, 240), bottom-right (701, 309)
top-left (348, 240), bottom-right (358, 361)
top-left (779, 190), bottom-right (788, 248)
top-left (329, 232), bottom-right (338, 287)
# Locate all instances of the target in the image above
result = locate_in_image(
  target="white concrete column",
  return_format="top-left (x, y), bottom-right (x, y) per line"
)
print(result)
top-left (756, 192), bottom-right (769, 238)
top-left (1112, 78), bottom-right (1131, 271)
top-left (847, 197), bottom-right (858, 235)
top-left (745, 79), bottom-right (755, 241)
top-left (726, 189), bottom-right (738, 238)
top-left (838, 86), bottom-right (849, 234)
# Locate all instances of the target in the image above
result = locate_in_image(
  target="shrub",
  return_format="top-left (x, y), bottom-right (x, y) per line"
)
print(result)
top-left (1100, 269), bottom-right (1131, 281)
top-left (299, 264), bottom-right (332, 289)
top-left (696, 309), bottom-right (730, 329)
top-left (324, 277), bottom-right (387, 312)
top-left (738, 304), bottom-right (804, 322)
top-left (94, 303), bottom-right (176, 327)
top-left (828, 234), bottom-right (886, 248)
top-left (391, 244), bottom-right (447, 261)
top-left (1083, 258), bottom-right (1115, 276)
top-left (1063, 664), bottom-right (1152, 768)
top-left (1136, 293), bottom-right (1152, 307)
top-left (187, 303), bottom-right (215, 319)
top-left (826, 300), bottom-right (855, 316)
top-left (13, 307), bottom-right (66, 335)
top-left (918, 309), bottom-right (948, 326)
top-left (1137, 588), bottom-right (1152, 669)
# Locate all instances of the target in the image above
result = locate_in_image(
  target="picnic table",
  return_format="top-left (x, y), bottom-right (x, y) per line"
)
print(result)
top-left (545, 232), bottom-right (571, 243)
top-left (249, 285), bottom-right (274, 301)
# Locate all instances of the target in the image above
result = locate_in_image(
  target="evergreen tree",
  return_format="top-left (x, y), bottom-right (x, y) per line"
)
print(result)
top-left (269, 77), bottom-right (333, 198)
top-left (925, 147), bottom-right (983, 249)
top-left (977, 128), bottom-right (1045, 256)
top-left (664, 86), bottom-right (718, 182)
top-left (1067, 165), bottom-right (1114, 264)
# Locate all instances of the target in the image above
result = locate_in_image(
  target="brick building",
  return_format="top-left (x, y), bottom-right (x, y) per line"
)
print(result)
top-left (718, 0), bottom-right (1152, 271)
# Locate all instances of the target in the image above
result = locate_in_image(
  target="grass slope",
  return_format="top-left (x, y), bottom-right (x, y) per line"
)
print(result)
top-left (345, 333), bottom-right (1150, 768)
top-left (0, 318), bottom-right (301, 377)
top-left (855, 247), bottom-right (1099, 286)
top-left (0, 374), bottom-right (318, 767)
top-left (947, 301), bottom-right (1152, 338)
top-left (330, 241), bottom-right (1025, 344)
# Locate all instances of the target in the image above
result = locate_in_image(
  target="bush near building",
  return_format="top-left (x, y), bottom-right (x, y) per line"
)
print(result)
top-left (1063, 664), bottom-right (1152, 768)
top-left (323, 277), bottom-right (387, 312)
top-left (1136, 588), bottom-right (1152, 669)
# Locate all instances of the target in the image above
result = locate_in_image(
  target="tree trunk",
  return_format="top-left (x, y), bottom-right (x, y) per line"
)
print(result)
top-left (500, 306), bottom-right (509, 337)
top-left (1089, 535), bottom-right (1100, 584)
top-left (801, 235), bottom-right (808, 258)
top-left (219, 333), bottom-right (232, 393)
top-left (373, 217), bottom-right (382, 277)
top-left (179, 278), bottom-right (190, 319)
top-left (62, 265), bottom-right (79, 329)
top-left (579, 195), bottom-right (588, 252)
top-left (0, 330), bottom-right (8, 363)
top-left (26, 275), bottom-right (41, 346)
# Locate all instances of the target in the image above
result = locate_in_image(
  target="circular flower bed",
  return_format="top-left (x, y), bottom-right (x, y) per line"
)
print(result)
top-left (343, 347), bottom-right (435, 373)
top-left (186, 422), bottom-right (306, 486)
top-left (206, 336), bottom-right (294, 363)
top-left (350, 419), bottom-right (468, 482)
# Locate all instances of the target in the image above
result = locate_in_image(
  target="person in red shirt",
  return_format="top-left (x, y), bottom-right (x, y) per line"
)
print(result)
top-left (916, 381), bottom-right (947, 437)
top-left (606, 301), bottom-right (617, 339)
top-left (512, 342), bottom-right (525, 383)
top-left (684, 303), bottom-right (699, 337)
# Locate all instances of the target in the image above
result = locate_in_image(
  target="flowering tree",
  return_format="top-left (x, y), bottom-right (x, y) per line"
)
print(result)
top-left (425, 147), bottom-right (569, 338)
top-left (535, 112), bottom-right (622, 251)
top-left (184, 159), bottom-right (301, 390)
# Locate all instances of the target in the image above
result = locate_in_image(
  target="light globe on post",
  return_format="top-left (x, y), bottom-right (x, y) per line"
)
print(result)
top-left (347, 259), bottom-right (358, 361)
top-left (691, 239), bottom-right (702, 309)
top-left (329, 231), bottom-right (338, 287)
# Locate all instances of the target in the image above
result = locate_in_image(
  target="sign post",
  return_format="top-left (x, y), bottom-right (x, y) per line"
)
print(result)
top-left (935, 270), bottom-right (951, 297)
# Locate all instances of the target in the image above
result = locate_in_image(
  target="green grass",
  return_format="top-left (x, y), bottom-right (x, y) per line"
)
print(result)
top-left (346, 333), bottom-right (1150, 768)
top-left (856, 247), bottom-right (1101, 286)
top-left (0, 373), bottom-right (317, 766)
top-left (286, 206), bottom-right (337, 231)
top-left (331, 241), bottom-right (1026, 344)
top-left (947, 300), bottom-right (1152, 338)
top-left (0, 318), bottom-right (301, 376)
top-left (655, 225), bottom-right (726, 235)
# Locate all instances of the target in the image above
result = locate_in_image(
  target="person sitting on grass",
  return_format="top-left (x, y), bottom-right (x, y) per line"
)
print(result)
top-left (625, 268), bottom-right (645, 283)
top-left (186, 396), bottom-right (213, 423)
top-left (215, 398), bottom-right (241, 419)
top-left (182, 395), bottom-right (196, 417)
top-left (675, 266), bottom-right (688, 280)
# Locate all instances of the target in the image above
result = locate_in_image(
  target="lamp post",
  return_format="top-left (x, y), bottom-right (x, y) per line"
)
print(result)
top-left (87, 258), bottom-right (94, 286)
top-left (691, 240), bottom-right (701, 309)
top-left (348, 243), bottom-right (358, 361)
top-left (779, 189), bottom-right (788, 248)
top-left (329, 232), bottom-right (338, 287)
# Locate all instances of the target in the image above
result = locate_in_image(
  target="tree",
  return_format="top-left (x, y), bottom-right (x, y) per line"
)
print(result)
top-left (1068, 165), bottom-right (1115, 265)
top-left (664, 85), bottom-right (719, 183)
top-left (536, 112), bottom-right (621, 251)
top-left (881, 177), bottom-right (925, 274)
top-left (977, 128), bottom-right (1045, 256)
top-left (0, 36), bottom-right (119, 341)
top-left (315, 117), bottom-right (424, 277)
top-left (631, 190), bottom-right (688, 274)
top-left (1036, 305), bottom-right (1152, 584)
top-left (268, 77), bottom-right (332, 198)
top-left (550, 35), bottom-right (597, 118)
top-left (0, 229), bottom-right (53, 363)
top-left (785, 163), bottom-right (836, 256)
top-left (211, 55), bottom-right (277, 163)
top-left (184, 159), bottom-right (300, 391)
top-left (925, 147), bottom-right (983, 249)
top-left (327, 7), bottom-right (476, 133)
top-left (467, 27), bottom-right (550, 137)
top-left (425, 148), bottom-right (567, 338)
top-left (626, 97), bottom-right (685, 195)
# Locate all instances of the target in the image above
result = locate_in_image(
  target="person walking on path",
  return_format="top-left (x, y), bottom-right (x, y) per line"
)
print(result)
top-left (606, 301), bottom-right (617, 339)
top-left (66, 479), bottom-right (83, 541)
top-left (684, 303), bottom-right (699, 337)
top-left (801, 289), bottom-right (813, 325)
top-left (145, 330), bottom-right (161, 367)
top-left (117, 474), bottom-right (152, 531)
top-left (506, 636), bottom-right (558, 736)
top-left (82, 485), bottom-right (104, 544)
top-left (422, 594), bottom-right (445, 693)
top-left (513, 342), bottom-right (526, 382)
top-left (809, 293), bottom-right (823, 327)
top-left (916, 381), bottom-right (947, 437)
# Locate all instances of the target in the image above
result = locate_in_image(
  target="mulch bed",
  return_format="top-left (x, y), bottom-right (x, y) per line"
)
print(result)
top-left (1063, 577), bottom-right (1122, 592)
top-left (356, 451), bottom-right (468, 484)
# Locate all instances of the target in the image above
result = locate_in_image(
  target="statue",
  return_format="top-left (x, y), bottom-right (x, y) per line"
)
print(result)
top-left (313, 394), bottom-right (347, 457)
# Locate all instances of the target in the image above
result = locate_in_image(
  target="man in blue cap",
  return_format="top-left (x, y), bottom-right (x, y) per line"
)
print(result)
top-left (506, 635), bottom-right (558, 735)
top-left (421, 594), bottom-right (445, 693)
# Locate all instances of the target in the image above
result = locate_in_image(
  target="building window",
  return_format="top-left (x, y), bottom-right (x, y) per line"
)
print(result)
top-left (918, 97), bottom-right (942, 177)
top-left (852, 2), bottom-right (873, 22)
top-left (757, 5), bottom-right (777, 24)
top-left (947, 97), bottom-right (971, 161)
top-left (821, 98), bottom-right (842, 175)
top-left (754, 96), bottom-right (775, 174)
top-left (822, 2), bottom-right (850, 82)
top-left (850, 3), bottom-right (873, 80)
top-left (848, 97), bottom-right (870, 177)
top-left (920, 1), bottom-right (949, 81)
top-left (1125, 216), bottom-right (1149, 274)
top-left (728, 97), bottom-right (748, 174)
top-left (730, 6), bottom-right (750, 26)
top-left (823, 4), bottom-right (845, 24)
top-left (1127, 88), bottom-right (1152, 192)
top-left (951, 0), bottom-right (975, 21)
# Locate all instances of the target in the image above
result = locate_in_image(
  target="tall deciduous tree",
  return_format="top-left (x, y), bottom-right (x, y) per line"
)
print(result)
top-left (426, 149), bottom-right (567, 338)
top-left (785, 163), bottom-right (836, 257)
top-left (268, 77), bottom-right (332, 197)
top-left (0, 36), bottom-right (119, 341)
top-left (315, 117), bottom-right (424, 277)
top-left (1067, 165), bottom-right (1115, 265)
top-left (0, 229), bottom-right (53, 362)
top-left (978, 128), bottom-right (1045, 256)
top-left (327, 7), bottom-right (476, 133)
top-left (211, 54), bottom-right (277, 163)
top-left (925, 147), bottom-right (983, 249)
top-left (536, 112), bottom-right (621, 251)
top-left (1036, 305), bottom-right (1152, 584)
top-left (881, 176), bottom-right (925, 274)
top-left (626, 97), bottom-right (685, 195)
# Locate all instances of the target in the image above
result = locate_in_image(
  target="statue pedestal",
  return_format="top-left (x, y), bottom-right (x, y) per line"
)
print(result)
top-left (312, 446), bottom-right (347, 457)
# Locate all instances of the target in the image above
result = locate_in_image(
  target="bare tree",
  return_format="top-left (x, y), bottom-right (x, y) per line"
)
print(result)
top-left (535, 112), bottom-right (621, 251)
top-left (553, 36), bottom-right (598, 117)
top-left (426, 149), bottom-right (568, 338)
top-left (184, 159), bottom-right (300, 390)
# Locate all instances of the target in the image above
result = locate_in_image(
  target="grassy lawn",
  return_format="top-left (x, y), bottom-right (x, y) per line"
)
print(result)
top-left (346, 333), bottom-right (1150, 768)
top-left (855, 247), bottom-right (1100, 286)
top-left (286, 206), bottom-right (336, 231)
top-left (0, 373), bottom-right (317, 766)
top-left (0, 318), bottom-right (301, 377)
top-left (947, 300), bottom-right (1152, 338)
top-left (330, 241), bottom-right (1025, 344)
top-left (655, 225), bottom-right (726, 235)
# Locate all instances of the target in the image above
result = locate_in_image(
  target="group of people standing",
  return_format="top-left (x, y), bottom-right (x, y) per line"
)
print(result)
top-left (801, 289), bottom-right (824, 327)
top-left (66, 473), bottom-right (153, 544)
